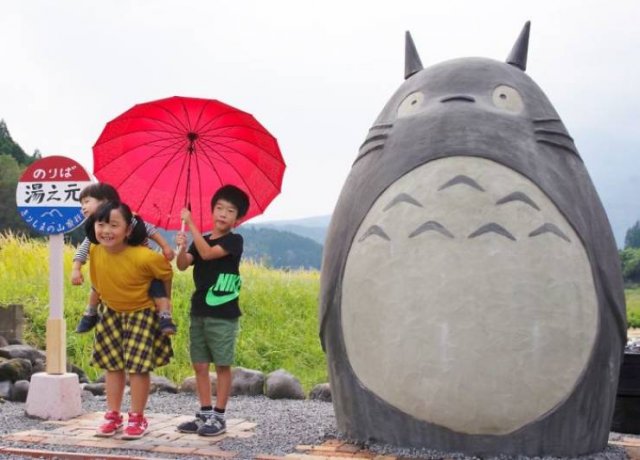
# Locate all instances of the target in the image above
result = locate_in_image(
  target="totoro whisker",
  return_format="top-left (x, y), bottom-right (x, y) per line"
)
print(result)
top-left (534, 129), bottom-right (574, 142)
top-left (536, 139), bottom-right (579, 156)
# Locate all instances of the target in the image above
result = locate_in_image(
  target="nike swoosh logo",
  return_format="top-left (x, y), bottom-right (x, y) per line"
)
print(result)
top-left (206, 287), bottom-right (239, 306)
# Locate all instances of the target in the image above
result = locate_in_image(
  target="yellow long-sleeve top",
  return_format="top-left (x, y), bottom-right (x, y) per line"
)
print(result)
top-left (89, 244), bottom-right (173, 313)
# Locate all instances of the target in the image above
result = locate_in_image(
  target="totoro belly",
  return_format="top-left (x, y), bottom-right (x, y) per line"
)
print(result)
top-left (341, 156), bottom-right (598, 435)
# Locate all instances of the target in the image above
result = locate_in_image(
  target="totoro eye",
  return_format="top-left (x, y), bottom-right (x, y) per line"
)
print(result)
top-left (397, 91), bottom-right (425, 117)
top-left (492, 85), bottom-right (524, 113)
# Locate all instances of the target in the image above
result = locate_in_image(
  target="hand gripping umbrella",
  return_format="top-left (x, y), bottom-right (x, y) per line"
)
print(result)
top-left (93, 96), bottom-right (285, 230)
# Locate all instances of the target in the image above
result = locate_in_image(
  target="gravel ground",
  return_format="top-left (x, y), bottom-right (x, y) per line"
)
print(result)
top-left (0, 392), bottom-right (636, 460)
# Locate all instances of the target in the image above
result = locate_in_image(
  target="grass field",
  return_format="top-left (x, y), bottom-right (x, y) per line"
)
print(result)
top-left (2, 233), bottom-right (639, 390)
top-left (0, 233), bottom-right (326, 391)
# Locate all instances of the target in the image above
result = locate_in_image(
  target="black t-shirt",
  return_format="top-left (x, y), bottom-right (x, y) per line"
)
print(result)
top-left (188, 232), bottom-right (243, 318)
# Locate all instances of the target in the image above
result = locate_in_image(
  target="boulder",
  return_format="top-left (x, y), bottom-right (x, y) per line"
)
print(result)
top-left (84, 383), bottom-right (106, 396)
top-left (32, 359), bottom-right (46, 374)
top-left (265, 369), bottom-right (305, 400)
top-left (179, 373), bottom-right (217, 394)
top-left (0, 358), bottom-right (32, 382)
top-left (150, 375), bottom-right (178, 394)
top-left (67, 363), bottom-right (90, 384)
top-left (8, 339), bottom-right (23, 345)
top-left (309, 383), bottom-right (332, 402)
top-left (0, 344), bottom-right (46, 364)
top-left (10, 380), bottom-right (29, 402)
top-left (81, 390), bottom-right (96, 402)
top-left (0, 380), bottom-right (12, 400)
top-left (0, 335), bottom-right (9, 348)
top-left (231, 367), bottom-right (265, 396)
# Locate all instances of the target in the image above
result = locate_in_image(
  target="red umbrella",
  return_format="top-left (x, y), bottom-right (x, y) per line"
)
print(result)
top-left (92, 96), bottom-right (285, 230)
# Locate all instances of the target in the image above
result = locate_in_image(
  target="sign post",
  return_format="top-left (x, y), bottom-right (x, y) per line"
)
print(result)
top-left (16, 155), bottom-right (92, 420)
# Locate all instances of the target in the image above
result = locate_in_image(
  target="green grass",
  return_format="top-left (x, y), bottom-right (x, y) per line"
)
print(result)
top-left (626, 287), bottom-right (640, 328)
top-left (0, 233), bottom-right (326, 391)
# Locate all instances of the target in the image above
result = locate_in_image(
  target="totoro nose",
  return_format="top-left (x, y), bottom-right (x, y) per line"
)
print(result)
top-left (440, 95), bottom-right (476, 103)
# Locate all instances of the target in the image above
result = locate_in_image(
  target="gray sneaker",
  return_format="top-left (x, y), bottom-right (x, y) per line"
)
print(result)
top-left (177, 412), bottom-right (207, 433)
top-left (197, 415), bottom-right (226, 437)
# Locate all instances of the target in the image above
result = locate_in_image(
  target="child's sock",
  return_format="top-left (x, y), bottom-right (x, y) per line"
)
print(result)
top-left (213, 407), bottom-right (226, 420)
top-left (84, 305), bottom-right (98, 316)
top-left (159, 311), bottom-right (172, 319)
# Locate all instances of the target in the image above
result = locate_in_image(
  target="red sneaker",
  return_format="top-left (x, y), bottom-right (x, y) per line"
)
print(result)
top-left (121, 412), bottom-right (148, 440)
top-left (95, 411), bottom-right (123, 437)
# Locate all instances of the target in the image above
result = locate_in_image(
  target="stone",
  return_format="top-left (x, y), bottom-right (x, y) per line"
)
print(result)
top-left (0, 335), bottom-right (9, 348)
top-left (309, 383), bottom-right (332, 402)
top-left (0, 358), bottom-right (32, 382)
top-left (0, 344), bottom-right (46, 364)
top-left (10, 380), bottom-right (29, 402)
top-left (231, 367), bottom-right (265, 396)
top-left (25, 372), bottom-right (82, 420)
top-left (84, 383), bottom-right (106, 396)
top-left (265, 369), bottom-right (305, 400)
top-left (67, 363), bottom-right (90, 384)
top-left (0, 304), bottom-right (25, 342)
top-left (179, 373), bottom-right (217, 394)
top-left (0, 380), bottom-right (12, 399)
top-left (81, 390), bottom-right (96, 401)
top-left (150, 374), bottom-right (178, 394)
top-left (32, 359), bottom-right (46, 374)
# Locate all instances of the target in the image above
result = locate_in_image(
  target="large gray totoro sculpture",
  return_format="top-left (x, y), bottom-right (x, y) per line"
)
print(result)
top-left (319, 22), bottom-right (626, 457)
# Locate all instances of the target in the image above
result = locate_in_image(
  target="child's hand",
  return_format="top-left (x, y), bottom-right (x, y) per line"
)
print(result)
top-left (162, 245), bottom-right (176, 261)
top-left (180, 208), bottom-right (192, 224)
top-left (71, 269), bottom-right (84, 285)
top-left (175, 231), bottom-right (188, 251)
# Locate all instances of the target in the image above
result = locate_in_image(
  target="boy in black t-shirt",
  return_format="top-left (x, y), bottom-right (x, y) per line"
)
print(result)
top-left (175, 185), bottom-right (249, 437)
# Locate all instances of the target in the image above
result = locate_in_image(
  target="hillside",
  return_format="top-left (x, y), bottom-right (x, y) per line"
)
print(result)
top-left (236, 226), bottom-right (322, 270)
top-left (155, 226), bottom-right (323, 270)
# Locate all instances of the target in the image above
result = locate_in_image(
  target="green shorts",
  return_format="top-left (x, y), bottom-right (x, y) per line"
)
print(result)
top-left (189, 316), bottom-right (239, 365)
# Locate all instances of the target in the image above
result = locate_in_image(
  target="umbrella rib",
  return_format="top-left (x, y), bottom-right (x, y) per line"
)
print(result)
top-left (153, 101), bottom-right (191, 133)
top-left (95, 114), bottom-right (188, 143)
top-left (189, 109), bottom-right (257, 135)
top-left (200, 130), bottom-right (282, 162)
top-left (197, 139), bottom-right (267, 213)
top-left (95, 135), bottom-right (187, 172)
top-left (197, 136), bottom-right (283, 193)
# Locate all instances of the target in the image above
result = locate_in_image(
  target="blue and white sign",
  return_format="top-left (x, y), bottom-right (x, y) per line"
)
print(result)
top-left (16, 156), bottom-right (93, 235)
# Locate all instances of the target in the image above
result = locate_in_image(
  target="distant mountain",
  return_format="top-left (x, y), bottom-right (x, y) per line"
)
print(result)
top-left (245, 215), bottom-right (331, 244)
top-left (236, 227), bottom-right (322, 270)
top-left (153, 223), bottom-right (324, 270)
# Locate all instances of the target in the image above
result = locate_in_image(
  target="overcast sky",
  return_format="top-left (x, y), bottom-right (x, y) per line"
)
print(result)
top-left (1, 1), bottom-right (638, 245)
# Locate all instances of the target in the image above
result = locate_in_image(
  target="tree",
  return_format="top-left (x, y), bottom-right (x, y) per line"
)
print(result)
top-left (0, 120), bottom-right (32, 165)
top-left (620, 247), bottom-right (640, 285)
top-left (625, 221), bottom-right (640, 249)
top-left (0, 154), bottom-right (37, 236)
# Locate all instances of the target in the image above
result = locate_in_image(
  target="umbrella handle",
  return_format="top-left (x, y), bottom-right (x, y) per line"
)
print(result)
top-left (176, 219), bottom-right (186, 253)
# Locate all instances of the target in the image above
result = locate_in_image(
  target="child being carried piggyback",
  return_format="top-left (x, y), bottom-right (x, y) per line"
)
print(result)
top-left (86, 200), bottom-right (174, 438)
top-left (71, 183), bottom-right (177, 335)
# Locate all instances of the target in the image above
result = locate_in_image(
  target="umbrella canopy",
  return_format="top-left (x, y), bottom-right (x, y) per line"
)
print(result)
top-left (93, 96), bottom-right (285, 230)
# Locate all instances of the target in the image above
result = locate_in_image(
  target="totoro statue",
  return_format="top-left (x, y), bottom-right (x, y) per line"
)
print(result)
top-left (319, 22), bottom-right (626, 457)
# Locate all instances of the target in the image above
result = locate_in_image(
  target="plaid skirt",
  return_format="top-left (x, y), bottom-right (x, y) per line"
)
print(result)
top-left (91, 305), bottom-right (173, 373)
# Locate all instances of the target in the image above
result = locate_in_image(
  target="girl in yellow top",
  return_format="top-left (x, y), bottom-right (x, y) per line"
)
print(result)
top-left (86, 201), bottom-right (173, 440)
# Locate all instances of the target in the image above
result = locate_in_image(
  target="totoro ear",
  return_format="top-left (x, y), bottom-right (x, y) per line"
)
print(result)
top-left (506, 21), bottom-right (531, 71)
top-left (405, 31), bottom-right (423, 79)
